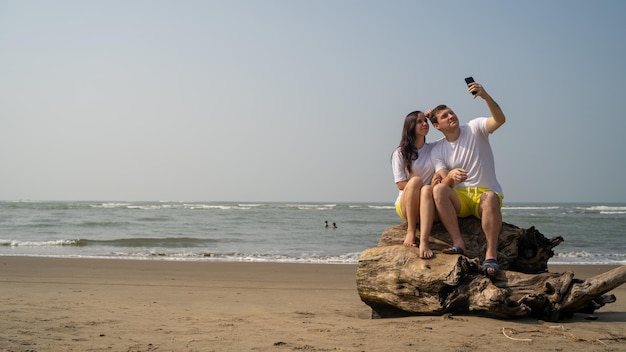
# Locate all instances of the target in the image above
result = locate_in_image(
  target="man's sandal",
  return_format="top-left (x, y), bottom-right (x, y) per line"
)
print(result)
top-left (481, 258), bottom-right (499, 277)
top-left (442, 245), bottom-right (464, 255)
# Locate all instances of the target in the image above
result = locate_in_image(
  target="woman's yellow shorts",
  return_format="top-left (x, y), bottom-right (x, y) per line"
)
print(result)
top-left (395, 200), bottom-right (406, 221)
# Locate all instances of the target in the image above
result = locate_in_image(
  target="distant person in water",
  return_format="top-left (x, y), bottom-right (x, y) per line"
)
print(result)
top-left (324, 220), bottom-right (329, 229)
top-left (332, 222), bottom-right (337, 229)
top-left (391, 110), bottom-right (439, 259)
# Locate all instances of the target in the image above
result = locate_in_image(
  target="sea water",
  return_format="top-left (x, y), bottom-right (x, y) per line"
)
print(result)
top-left (0, 201), bottom-right (624, 265)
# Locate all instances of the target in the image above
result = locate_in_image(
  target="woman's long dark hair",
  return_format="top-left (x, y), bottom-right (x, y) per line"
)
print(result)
top-left (397, 111), bottom-right (424, 175)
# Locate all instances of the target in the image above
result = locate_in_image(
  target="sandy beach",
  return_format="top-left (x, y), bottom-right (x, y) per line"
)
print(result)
top-left (1, 257), bottom-right (624, 352)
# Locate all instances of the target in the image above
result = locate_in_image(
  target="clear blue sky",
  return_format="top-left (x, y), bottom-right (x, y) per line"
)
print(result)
top-left (1, 0), bottom-right (625, 203)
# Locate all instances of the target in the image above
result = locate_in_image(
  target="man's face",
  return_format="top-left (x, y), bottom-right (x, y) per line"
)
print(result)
top-left (434, 108), bottom-right (459, 131)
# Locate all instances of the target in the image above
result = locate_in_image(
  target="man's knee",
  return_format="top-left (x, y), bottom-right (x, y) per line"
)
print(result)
top-left (480, 192), bottom-right (501, 212)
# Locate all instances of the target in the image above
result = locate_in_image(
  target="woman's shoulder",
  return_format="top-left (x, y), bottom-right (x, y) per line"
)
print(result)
top-left (425, 137), bottom-right (445, 149)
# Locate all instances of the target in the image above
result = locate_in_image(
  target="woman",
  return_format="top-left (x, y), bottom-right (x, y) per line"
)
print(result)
top-left (391, 111), bottom-right (439, 259)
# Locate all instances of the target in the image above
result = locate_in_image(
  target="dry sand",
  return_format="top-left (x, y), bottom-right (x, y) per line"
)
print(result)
top-left (0, 257), bottom-right (625, 351)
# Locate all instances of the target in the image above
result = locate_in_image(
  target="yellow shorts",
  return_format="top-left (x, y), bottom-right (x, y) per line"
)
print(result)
top-left (455, 187), bottom-right (503, 218)
top-left (395, 200), bottom-right (406, 221)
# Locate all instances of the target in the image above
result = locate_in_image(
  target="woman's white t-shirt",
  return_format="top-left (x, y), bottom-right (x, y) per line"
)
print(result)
top-left (391, 143), bottom-right (436, 205)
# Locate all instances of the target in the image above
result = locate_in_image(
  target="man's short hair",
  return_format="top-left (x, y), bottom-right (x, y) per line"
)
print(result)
top-left (428, 104), bottom-right (449, 124)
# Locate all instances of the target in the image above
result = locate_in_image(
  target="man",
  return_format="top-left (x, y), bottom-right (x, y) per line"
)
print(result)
top-left (427, 80), bottom-right (505, 276)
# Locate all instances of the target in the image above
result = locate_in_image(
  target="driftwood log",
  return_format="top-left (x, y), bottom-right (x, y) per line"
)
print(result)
top-left (357, 217), bottom-right (626, 321)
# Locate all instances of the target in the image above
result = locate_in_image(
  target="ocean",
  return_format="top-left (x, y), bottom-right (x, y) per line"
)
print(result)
top-left (0, 201), bottom-right (624, 265)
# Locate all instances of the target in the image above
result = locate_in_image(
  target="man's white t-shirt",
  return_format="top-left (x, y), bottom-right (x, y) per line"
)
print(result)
top-left (430, 118), bottom-right (503, 195)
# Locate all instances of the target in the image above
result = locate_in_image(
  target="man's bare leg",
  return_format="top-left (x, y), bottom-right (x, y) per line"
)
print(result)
top-left (479, 191), bottom-right (502, 275)
top-left (432, 183), bottom-right (465, 253)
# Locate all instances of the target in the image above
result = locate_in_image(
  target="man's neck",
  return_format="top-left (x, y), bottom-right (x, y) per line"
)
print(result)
top-left (444, 127), bottom-right (461, 142)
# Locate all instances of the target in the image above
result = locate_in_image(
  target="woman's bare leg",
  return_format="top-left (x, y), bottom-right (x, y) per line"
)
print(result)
top-left (401, 177), bottom-right (423, 247)
top-left (418, 185), bottom-right (435, 258)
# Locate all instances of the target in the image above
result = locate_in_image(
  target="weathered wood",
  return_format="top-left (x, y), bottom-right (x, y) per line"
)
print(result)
top-left (357, 245), bottom-right (626, 321)
top-left (356, 246), bottom-right (474, 316)
top-left (556, 265), bottom-right (626, 319)
top-left (378, 217), bottom-right (563, 274)
top-left (357, 220), bottom-right (624, 320)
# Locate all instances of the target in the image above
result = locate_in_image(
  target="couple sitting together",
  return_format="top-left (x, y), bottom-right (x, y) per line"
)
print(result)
top-left (391, 80), bottom-right (505, 277)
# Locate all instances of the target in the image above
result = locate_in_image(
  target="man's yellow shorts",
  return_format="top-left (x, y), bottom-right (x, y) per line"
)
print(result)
top-left (455, 187), bottom-right (503, 218)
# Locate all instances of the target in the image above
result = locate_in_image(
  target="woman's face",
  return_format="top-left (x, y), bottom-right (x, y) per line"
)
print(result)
top-left (415, 112), bottom-right (429, 137)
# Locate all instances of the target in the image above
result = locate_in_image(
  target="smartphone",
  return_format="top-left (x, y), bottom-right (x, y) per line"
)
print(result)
top-left (464, 76), bottom-right (477, 95)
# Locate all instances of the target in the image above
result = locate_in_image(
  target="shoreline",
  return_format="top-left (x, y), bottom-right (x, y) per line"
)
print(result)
top-left (1, 254), bottom-right (623, 266)
top-left (1, 256), bottom-right (624, 351)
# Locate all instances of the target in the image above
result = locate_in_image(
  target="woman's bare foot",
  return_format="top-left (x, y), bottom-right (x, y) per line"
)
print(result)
top-left (419, 245), bottom-right (433, 259)
top-left (403, 232), bottom-right (417, 247)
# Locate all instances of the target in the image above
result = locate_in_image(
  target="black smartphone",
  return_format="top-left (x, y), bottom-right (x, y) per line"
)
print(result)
top-left (464, 76), bottom-right (476, 95)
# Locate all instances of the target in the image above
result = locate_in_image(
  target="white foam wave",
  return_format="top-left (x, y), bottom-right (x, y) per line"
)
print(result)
top-left (90, 202), bottom-right (256, 211)
top-left (285, 204), bottom-right (337, 210)
top-left (571, 205), bottom-right (626, 214)
top-left (92, 202), bottom-right (131, 208)
top-left (587, 205), bottom-right (626, 211)
top-left (183, 204), bottom-right (231, 210)
top-left (502, 206), bottom-right (561, 210)
top-left (79, 250), bottom-right (362, 264)
top-left (550, 251), bottom-right (626, 265)
top-left (1, 239), bottom-right (79, 247)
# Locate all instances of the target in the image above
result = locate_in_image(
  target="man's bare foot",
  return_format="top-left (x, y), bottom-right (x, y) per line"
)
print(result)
top-left (419, 246), bottom-right (433, 259)
top-left (403, 232), bottom-right (417, 247)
